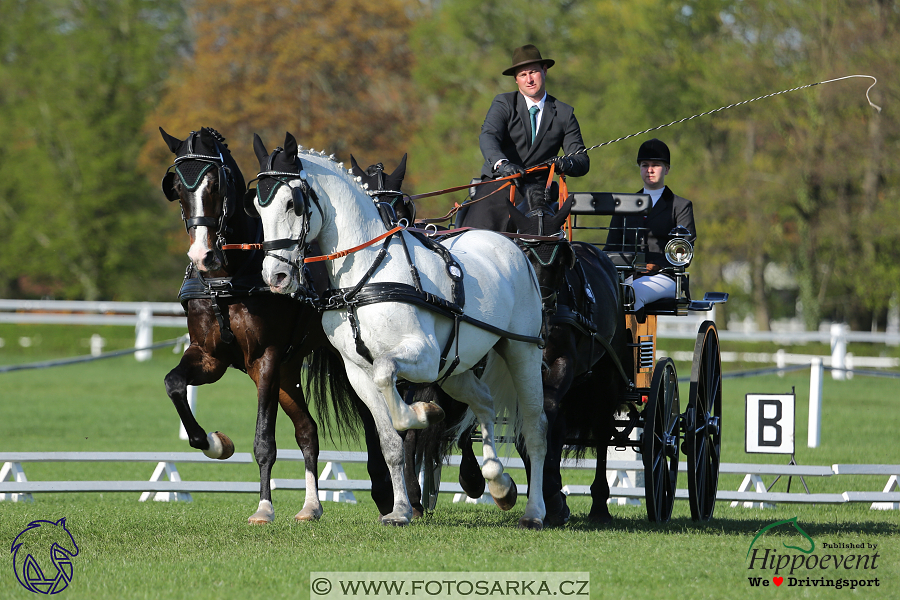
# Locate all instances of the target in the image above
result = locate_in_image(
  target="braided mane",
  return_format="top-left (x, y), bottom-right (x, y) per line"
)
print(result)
top-left (201, 127), bottom-right (229, 149)
top-left (297, 147), bottom-right (372, 195)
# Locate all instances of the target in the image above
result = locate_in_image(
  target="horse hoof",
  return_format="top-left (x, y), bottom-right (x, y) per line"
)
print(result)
top-left (588, 509), bottom-right (613, 525)
top-left (380, 514), bottom-right (410, 527)
top-left (517, 517), bottom-right (544, 531)
top-left (248, 500), bottom-right (274, 525)
top-left (492, 484), bottom-right (517, 511)
top-left (543, 493), bottom-right (571, 527)
top-left (459, 474), bottom-right (486, 499)
top-left (203, 431), bottom-right (235, 460)
top-left (412, 402), bottom-right (445, 426)
top-left (294, 505), bottom-right (323, 522)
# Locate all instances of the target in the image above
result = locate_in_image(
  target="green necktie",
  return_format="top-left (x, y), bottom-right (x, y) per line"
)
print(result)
top-left (529, 105), bottom-right (539, 143)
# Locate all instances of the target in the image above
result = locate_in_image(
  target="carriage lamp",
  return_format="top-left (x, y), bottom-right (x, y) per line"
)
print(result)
top-left (664, 226), bottom-right (693, 267)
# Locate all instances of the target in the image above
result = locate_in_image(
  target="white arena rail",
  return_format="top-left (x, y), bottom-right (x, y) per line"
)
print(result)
top-left (1, 451), bottom-right (897, 510)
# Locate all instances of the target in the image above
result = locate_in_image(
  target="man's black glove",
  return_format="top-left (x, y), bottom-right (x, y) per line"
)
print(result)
top-left (552, 155), bottom-right (575, 174)
top-left (496, 161), bottom-right (525, 179)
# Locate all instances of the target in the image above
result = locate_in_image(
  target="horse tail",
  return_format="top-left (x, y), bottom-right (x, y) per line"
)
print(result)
top-left (304, 346), bottom-right (362, 442)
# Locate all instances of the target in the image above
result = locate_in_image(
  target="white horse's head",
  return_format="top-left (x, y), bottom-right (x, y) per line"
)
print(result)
top-left (248, 132), bottom-right (327, 296)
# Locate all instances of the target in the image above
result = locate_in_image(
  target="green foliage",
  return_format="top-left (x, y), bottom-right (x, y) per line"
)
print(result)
top-left (0, 0), bottom-right (188, 300)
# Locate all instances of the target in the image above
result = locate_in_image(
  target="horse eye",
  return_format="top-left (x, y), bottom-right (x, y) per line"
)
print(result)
top-left (286, 199), bottom-right (294, 213)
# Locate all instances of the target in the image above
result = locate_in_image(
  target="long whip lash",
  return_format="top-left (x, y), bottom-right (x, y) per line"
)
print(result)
top-left (554, 75), bottom-right (880, 163)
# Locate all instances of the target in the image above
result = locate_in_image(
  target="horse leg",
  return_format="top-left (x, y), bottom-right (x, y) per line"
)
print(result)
top-left (493, 340), bottom-right (548, 530)
top-left (371, 349), bottom-right (445, 430)
top-left (163, 344), bottom-right (233, 458)
top-left (345, 361), bottom-right (413, 526)
top-left (247, 354), bottom-right (281, 524)
top-left (588, 443), bottom-right (614, 523)
top-left (359, 404), bottom-right (394, 517)
top-left (440, 371), bottom-right (517, 509)
top-left (275, 365), bottom-right (324, 522)
top-left (457, 425), bottom-right (485, 499)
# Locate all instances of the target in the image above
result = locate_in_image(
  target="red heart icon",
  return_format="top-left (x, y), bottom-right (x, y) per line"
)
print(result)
top-left (773, 577), bottom-right (784, 586)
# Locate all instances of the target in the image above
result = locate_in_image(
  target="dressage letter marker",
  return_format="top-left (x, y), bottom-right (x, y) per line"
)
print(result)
top-left (745, 393), bottom-right (795, 454)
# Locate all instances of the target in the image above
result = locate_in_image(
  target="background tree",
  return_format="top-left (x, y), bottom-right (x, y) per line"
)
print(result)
top-left (139, 0), bottom-right (419, 184)
top-left (0, 0), bottom-right (187, 300)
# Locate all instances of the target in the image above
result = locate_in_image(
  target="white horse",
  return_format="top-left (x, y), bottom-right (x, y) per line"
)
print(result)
top-left (249, 132), bottom-right (548, 528)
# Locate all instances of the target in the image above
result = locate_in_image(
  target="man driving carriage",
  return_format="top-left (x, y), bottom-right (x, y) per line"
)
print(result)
top-left (456, 44), bottom-right (590, 230)
top-left (604, 138), bottom-right (696, 311)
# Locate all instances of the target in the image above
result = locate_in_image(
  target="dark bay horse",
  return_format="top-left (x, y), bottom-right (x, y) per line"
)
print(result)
top-left (159, 127), bottom-right (369, 524)
top-left (504, 187), bottom-right (632, 525)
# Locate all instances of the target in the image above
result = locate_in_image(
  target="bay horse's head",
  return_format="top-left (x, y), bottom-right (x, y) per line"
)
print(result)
top-left (349, 154), bottom-right (412, 225)
top-left (247, 131), bottom-right (324, 297)
top-left (509, 185), bottom-right (575, 313)
top-left (159, 127), bottom-right (245, 273)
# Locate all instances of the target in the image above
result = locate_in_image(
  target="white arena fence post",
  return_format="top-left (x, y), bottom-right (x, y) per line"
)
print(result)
top-left (808, 358), bottom-right (823, 448)
top-left (134, 303), bottom-right (153, 362)
top-left (830, 323), bottom-right (847, 381)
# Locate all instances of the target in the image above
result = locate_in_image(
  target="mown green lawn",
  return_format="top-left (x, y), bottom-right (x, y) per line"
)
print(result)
top-left (1, 325), bottom-right (898, 599)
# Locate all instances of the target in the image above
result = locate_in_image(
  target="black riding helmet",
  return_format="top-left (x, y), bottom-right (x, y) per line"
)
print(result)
top-left (636, 138), bottom-right (670, 166)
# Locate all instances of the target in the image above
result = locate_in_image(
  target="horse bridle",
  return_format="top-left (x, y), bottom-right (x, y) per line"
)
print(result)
top-left (161, 132), bottom-right (237, 264)
top-left (363, 162), bottom-right (415, 226)
top-left (243, 147), bottom-right (322, 285)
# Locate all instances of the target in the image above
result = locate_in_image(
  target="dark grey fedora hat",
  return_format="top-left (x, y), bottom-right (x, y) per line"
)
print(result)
top-left (503, 44), bottom-right (555, 76)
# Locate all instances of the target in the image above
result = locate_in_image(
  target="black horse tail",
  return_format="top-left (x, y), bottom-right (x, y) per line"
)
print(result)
top-left (304, 346), bottom-right (363, 443)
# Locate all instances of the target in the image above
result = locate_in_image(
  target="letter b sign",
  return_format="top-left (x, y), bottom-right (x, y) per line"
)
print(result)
top-left (745, 394), bottom-right (794, 454)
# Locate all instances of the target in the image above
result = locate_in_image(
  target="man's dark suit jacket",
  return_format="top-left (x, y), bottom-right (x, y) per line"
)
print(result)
top-left (479, 91), bottom-right (590, 181)
top-left (603, 186), bottom-right (696, 266)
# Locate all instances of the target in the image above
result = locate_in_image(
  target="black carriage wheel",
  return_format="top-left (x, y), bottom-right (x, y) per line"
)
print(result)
top-left (686, 320), bottom-right (723, 522)
top-left (642, 358), bottom-right (680, 523)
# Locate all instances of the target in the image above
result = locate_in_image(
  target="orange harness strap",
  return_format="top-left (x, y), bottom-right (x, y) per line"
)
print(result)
top-left (303, 225), bottom-right (404, 263)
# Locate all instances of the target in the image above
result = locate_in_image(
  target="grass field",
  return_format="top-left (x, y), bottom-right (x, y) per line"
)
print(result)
top-left (1, 324), bottom-right (898, 599)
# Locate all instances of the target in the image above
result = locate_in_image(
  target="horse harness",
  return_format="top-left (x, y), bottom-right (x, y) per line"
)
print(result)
top-left (516, 209), bottom-right (633, 388)
top-left (250, 165), bottom-right (546, 381)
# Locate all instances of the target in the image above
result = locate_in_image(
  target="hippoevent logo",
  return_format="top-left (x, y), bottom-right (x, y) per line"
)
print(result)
top-left (10, 518), bottom-right (79, 594)
top-left (746, 517), bottom-right (881, 590)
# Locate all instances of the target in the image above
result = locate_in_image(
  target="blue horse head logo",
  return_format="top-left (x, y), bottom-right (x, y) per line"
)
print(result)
top-left (11, 518), bottom-right (79, 594)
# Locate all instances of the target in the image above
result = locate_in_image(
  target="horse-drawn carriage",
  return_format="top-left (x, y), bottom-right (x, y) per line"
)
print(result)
top-left (411, 186), bottom-right (728, 524)
top-left (562, 191), bottom-right (728, 522)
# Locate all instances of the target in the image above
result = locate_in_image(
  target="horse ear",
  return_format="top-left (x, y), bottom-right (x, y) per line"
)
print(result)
top-left (547, 195), bottom-right (574, 232)
top-left (253, 133), bottom-right (268, 168)
top-left (389, 153), bottom-right (407, 182)
top-left (508, 206), bottom-right (530, 234)
top-left (283, 132), bottom-right (298, 159)
top-left (159, 127), bottom-right (182, 154)
top-left (349, 154), bottom-right (363, 177)
top-left (199, 127), bottom-right (216, 148)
